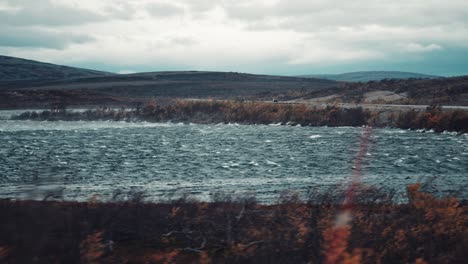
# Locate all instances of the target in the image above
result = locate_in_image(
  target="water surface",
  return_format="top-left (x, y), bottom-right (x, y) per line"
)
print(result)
top-left (0, 119), bottom-right (466, 202)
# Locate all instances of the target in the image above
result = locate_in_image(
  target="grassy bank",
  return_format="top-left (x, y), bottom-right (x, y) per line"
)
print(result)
top-left (0, 184), bottom-right (467, 263)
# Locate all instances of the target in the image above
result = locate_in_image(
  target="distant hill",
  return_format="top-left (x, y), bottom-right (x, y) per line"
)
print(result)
top-left (298, 71), bottom-right (441, 82)
top-left (2, 70), bottom-right (338, 96)
top-left (0, 56), bottom-right (340, 108)
top-left (290, 75), bottom-right (468, 106)
top-left (0, 55), bottom-right (114, 81)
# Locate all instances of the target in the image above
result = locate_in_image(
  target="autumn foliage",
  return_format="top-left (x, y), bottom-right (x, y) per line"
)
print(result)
top-left (0, 185), bottom-right (466, 263)
top-left (395, 105), bottom-right (468, 133)
top-left (15, 100), bottom-right (369, 127)
top-left (14, 100), bottom-right (468, 133)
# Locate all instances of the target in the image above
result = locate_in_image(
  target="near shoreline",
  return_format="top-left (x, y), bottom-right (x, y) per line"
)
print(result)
top-left (0, 184), bottom-right (466, 263)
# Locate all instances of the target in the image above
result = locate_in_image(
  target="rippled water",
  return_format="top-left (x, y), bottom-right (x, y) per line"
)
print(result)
top-left (0, 119), bottom-right (467, 202)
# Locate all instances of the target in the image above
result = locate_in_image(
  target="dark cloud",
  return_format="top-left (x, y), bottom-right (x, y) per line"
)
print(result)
top-left (0, 27), bottom-right (94, 49)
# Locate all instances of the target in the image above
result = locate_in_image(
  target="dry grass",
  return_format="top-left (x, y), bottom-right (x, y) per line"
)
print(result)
top-left (0, 184), bottom-right (466, 263)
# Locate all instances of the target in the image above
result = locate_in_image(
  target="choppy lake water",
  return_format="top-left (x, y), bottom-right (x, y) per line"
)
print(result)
top-left (0, 119), bottom-right (467, 202)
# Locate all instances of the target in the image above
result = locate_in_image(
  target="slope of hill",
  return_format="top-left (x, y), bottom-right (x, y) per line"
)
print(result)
top-left (0, 55), bottom-right (114, 81)
top-left (0, 56), bottom-right (340, 108)
top-left (3, 55), bottom-right (464, 109)
top-left (288, 75), bottom-right (468, 106)
top-left (299, 71), bottom-right (441, 82)
top-left (2, 70), bottom-right (338, 96)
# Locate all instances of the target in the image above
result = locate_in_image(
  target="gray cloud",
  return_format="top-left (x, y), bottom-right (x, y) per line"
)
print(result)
top-left (214, 0), bottom-right (468, 66)
top-left (0, 27), bottom-right (94, 49)
top-left (181, 0), bottom-right (219, 13)
top-left (0, 0), bottom-right (142, 26)
top-left (145, 36), bottom-right (197, 51)
top-left (0, 0), bottom-right (466, 76)
top-left (146, 2), bottom-right (185, 17)
top-left (222, 0), bottom-right (468, 30)
top-left (0, 0), bottom-right (105, 26)
top-left (169, 36), bottom-right (197, 46)
top-left (102, 1), bottom-right (139, 20)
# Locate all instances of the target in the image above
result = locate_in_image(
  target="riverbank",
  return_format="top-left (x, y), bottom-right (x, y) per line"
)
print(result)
top-left (0, 184), bottom-right (466, 263)
top-left (10, 100), bottom-right (468, 133)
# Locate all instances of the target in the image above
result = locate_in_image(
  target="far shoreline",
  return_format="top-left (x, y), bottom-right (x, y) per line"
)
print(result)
top-left (6, 100), bottom-right (468, 134)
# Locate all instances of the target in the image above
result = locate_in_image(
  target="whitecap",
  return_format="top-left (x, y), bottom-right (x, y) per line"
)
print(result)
top-left (248, 161), bottom-right (259, 166)
top-left (442, 131), bottom-right (458, 136)
top-left (266, 160), bottom-right (281, 166)
top-left (309, 135), bottom-right (322, 139)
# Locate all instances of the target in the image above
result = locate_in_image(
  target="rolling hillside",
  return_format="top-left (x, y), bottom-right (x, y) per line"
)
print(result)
top-left (286, 75), bottom-right (468, 106)
top-left (2, 55), bottom-right (466, 109)
top-left (0, 55), bottom-right (114, 81)
top-left (299, 71), bottom-right (441, 82)
top-left (2, 70), bottom-right (339, 96)
top-left (0, 56), bottom-right (339, 108)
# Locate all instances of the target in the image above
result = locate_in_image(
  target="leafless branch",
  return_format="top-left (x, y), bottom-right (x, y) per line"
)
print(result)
top-left (183, 237), bottom-right (207, 253)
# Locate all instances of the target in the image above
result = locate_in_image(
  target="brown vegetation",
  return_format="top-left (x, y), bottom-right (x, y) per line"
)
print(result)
top-left (394, 105), bottom-right (468, 132)
top-left (13, 100), bottom-right (468, 133)
top-left (0, 185), bottom-right (466, 263)
top-left (12, 100), bottom-right (370, 127)
top-left (0, 89), bottom-right (131, 109)
top-left (274, 76), bottom-right (468, 106)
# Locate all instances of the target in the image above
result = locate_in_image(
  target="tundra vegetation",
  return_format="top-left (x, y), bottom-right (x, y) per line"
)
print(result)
top-left (0, 184), bottom-right (466, 263)
top-left (13, 100), bottom-right (468, 133)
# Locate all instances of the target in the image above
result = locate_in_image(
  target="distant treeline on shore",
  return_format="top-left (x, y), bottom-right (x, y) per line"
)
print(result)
top-left (12, 100), bottom-right (468, 133)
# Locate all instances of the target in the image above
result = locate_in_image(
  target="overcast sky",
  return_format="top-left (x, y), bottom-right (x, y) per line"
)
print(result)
top-left (1, 0), bottom-right (467, 76)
